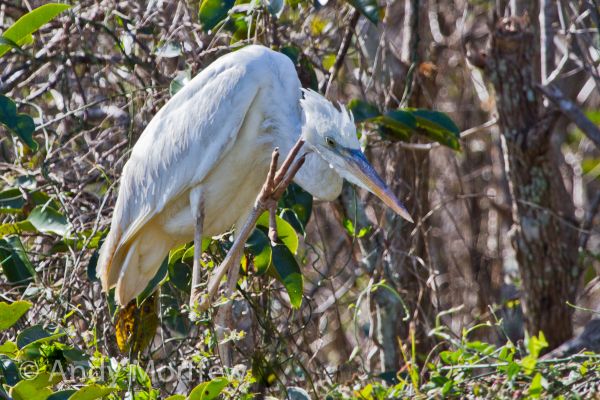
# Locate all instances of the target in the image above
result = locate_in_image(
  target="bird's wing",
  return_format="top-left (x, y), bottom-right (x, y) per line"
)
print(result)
top-left (112, 48), bottom-right (293, 251)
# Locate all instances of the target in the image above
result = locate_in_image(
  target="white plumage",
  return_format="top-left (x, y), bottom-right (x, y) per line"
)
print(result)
top-left (98, 45), bottom-right (411, 305)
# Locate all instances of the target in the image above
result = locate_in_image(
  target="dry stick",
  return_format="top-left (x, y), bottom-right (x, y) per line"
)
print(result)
top-left (320, 9), bottom-right (360, 97)
top-left (195, 138), bottom-right (306, 313)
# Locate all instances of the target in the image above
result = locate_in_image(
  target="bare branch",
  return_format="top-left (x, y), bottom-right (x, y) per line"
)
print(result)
top-left (538, 83), bottom-right (600, 149)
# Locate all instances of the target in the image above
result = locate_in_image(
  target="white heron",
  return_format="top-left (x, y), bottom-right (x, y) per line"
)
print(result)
top-left (97, 45), bottom-right (413, 306)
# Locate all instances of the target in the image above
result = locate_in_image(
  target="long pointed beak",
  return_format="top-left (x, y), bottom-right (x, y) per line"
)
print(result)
top-left (344, 149), bottom-right (414, 223)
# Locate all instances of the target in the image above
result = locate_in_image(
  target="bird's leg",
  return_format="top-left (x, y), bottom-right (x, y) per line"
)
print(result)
top-left (189, 191), bottom-right (205, 321)
top-left (268, 203), bottom-right (278, 244)
top-left (196, 138), bottom-right (306, 312)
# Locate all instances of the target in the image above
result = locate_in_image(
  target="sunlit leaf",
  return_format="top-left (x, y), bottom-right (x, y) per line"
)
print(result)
top-left (8, 372), bottom-right (61, 400)
top-left (27, 205), bottom-right (69, 236)
top-left (199, 0), bottom-right (235, 32)
top-left (0, 341), bottom-right (18, 357)
top-left (47, 390), bottom-right (77, 400)
top-left (188, 377), bottom-right (229, 400)
top-left (271, 244), bottom-right (303, 309)
top-left (375, 110), bottom-right (417, 140)
top-left (58, 384), bottom-right (118, 400)
top-left (409, 108), bottom-right (461, 150)
top-left (0, 300), bottom-right (31, 331)
top-left (0, 3), bottom-right (71, 57)
top-left (256, 212), bottom-right (298, 254)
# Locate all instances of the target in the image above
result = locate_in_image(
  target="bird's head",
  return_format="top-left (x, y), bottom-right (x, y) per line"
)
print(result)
top-left (300, 89), bottom-right (413, 223)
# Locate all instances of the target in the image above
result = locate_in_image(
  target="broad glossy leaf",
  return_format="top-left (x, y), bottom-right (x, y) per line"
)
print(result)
top-left (47, 390), bottom-right (77, 400)
top-left (27, 205), bottom-right (69, 236)
top-left (16, 324), bottom-right (63, 349)
top-left (347, 99), bottom-right (381, 122)
top-left (256, 212), bottom-right (298, 254)
top-left (0, 358), bottom-right (20, 385)
top-left (0, 341), bottom-right (18, 357)
top-left (199, 0), bottom-right (235, 31)
top-left (8, 372), bottom-right (60, 400)
top-left (271, 244), bottom-right (303, 309)
top-left (188, 377), bottom-right (229, 400)
top-left (0, 95), bottom-right (38, 151)
top-left (375, 110), bottom-right (417, 140)
top-left (246, 228), bottom-right (272, 275)
top-left (280, 208), bottom-right (304, 235)
top-left (0, 300), bottom-right (31, 331)
top-left (410, 108), bottom-right (461, 150)
top-left (0, 235), bottom-right (36, 286)
top-left (169, 261), bottom-right (191, 292)
top-left (347, 0), bottom-right (379, 25)
top-left (0, 3), bottom-right (71, 57)
top-left (280, 182), bottom-right (312, 229)
top-left (165, 395), bottom-right (186, 400)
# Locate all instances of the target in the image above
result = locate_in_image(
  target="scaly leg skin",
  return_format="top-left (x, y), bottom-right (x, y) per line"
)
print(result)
top-left (189, 191), bottom-right (204, 321)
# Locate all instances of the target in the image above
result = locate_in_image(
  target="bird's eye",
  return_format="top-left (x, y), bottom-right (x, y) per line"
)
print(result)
top-left (325, 136), bottom-right (336, 147)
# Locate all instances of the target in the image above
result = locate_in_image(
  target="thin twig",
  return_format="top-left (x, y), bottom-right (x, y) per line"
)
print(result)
top-left (320, 9), bottom-right (360, 97)
top-left (537, 83), bottom-right (600, 149)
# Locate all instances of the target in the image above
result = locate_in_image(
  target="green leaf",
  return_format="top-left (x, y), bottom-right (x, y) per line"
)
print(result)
top-left (0, 235), bottom-right (36, 286)
top-left (0, 95), bottom-right (38, 151)
top-left (27, 205), bottom-right (69, 236)
top-left (0, 300), bottom-right (32, 331)
top-left (0, 341), bottom-right (18, 357)
top-left (375, 110), bottom-right (417, 140)
top-left (528, 373), bottom-right (543, 398)
top-left (409, 108), bottom-right (461, 150)
top-left (169, 70), bottom-right (191, 96)
top-left (169, 261), bottom-right (192, 292)
top-left (347, 99), bottom-right (381, 122)
top-left (246, 228), bottom-right (272, 275)
top-left (199, 0), bottom-right (235, 32)
top-left (65, 384), bottom-right (117, 400)
top-left (347, 0), bottom-right (379, 25)
top-left (165, 396), bottom-right (186, 400)
top-left (137, 257), bottom-right (168, 304)
top-left (16, 324), bottom-right (64, 349)
top-left (1, 358), bottom-right (20, 385)
top-left (0, 3), bottom-right (71, 57)
top-left (188, 377), bottom-right (229, 400)
top-left (271, 244), bottom-right (303, 309)
top-left (256, 212), bottom-right (298, 254)
top-left (47, 390), bottom-right (77, 400)
top-left (279, 182), bottom-right (313, 229)
top-left (8, 372), bottom-right (61, 400)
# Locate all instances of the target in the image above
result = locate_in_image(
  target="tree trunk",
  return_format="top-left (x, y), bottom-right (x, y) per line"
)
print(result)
top-left (484, 15), bottom-right (580, 349)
